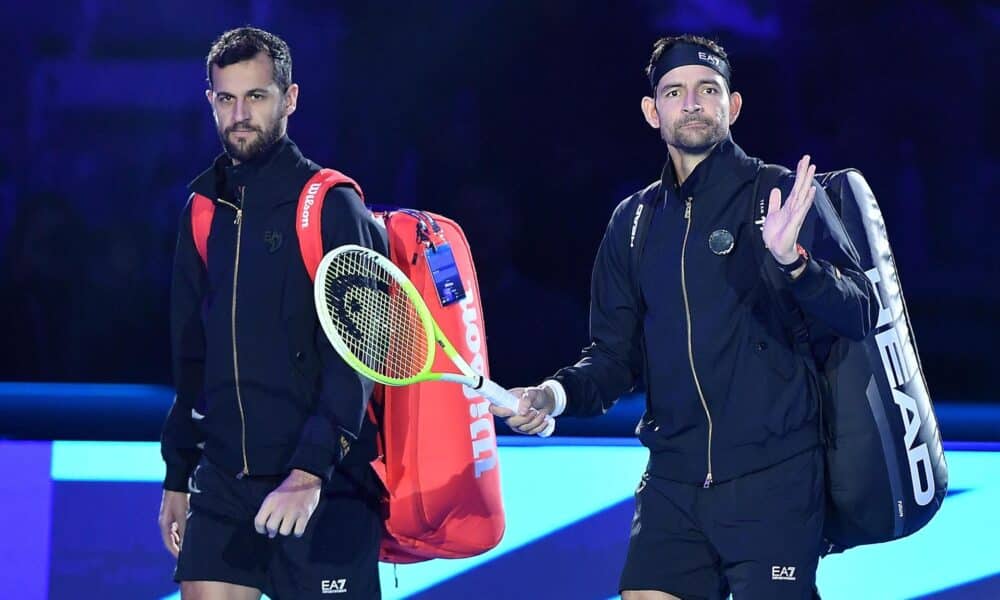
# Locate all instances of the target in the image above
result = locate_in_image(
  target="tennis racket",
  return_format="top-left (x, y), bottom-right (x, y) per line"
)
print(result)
top-left (313, 243), bottom-right (555, 437)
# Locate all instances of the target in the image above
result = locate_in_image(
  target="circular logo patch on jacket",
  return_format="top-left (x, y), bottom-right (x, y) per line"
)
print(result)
top-left (709, 229), bottom-right (735, 255)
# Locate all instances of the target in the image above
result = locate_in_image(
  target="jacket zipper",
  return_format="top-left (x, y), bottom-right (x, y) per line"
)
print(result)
top-left (218, 189), bottom-right (249, 478)
top-left (682, 196), bottom-right (714, 488)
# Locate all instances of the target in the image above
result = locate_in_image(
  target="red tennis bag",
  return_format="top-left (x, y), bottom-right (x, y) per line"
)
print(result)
top-left (190, 169), bottom-right (506, 563)
top-left (369, 207), bottom-right (506, 562)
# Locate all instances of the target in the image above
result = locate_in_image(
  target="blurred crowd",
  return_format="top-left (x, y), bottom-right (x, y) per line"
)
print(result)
top-left (0, 0), bottom-right (995, 399)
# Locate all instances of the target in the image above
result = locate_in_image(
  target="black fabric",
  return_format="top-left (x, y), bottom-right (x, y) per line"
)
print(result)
top-left (749, 165), bottom-right (947, 550)
top-left (551, 137), bottom-right (877, 484)
top-left (162, 136), bottom-right (388, 490)
top-left (175, 458), bottom-right (382, 599)
top-left (620, 449), bottom-right (824, 599)
top-left (648, 42), bottom-right (732, 91)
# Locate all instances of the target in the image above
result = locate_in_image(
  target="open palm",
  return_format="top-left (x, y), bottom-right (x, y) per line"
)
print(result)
top-left (762, 154), bottom-right (817, 264)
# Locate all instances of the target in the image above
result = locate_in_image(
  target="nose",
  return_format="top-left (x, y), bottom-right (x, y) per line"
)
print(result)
top-left (233, 98), bottom-right (251, 123)
top-left (682, 89), bottom-right (702, 113)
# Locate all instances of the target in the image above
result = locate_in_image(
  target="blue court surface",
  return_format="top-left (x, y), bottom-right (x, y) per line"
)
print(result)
top-left (1, 437), bottom-right (997, 600)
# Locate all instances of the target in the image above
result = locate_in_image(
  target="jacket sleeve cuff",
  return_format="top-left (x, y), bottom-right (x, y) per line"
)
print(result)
top-left (286, 416), bottom-right (344, 482)
top-left (778, 253), bottom-right (826, 299)
top-left (163, 462), bottom-right (195, 492)
top-left (539, 379), bottom-right (567, 417)
top-left (766, 253), bottom-right (826, 300)
top-left (287, 446), bottom-right (337, 482)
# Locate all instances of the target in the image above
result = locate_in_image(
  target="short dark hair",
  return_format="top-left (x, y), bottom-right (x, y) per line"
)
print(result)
top-left (645, 34), bottom-right (731, 86)
top-left (206, 27), bottom-right (293, 92)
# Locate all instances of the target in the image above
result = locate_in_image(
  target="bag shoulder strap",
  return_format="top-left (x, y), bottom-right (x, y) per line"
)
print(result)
top-left (626, 182), bottom-right (660, 294)
top-left (189, 168), bottom-right (364, 280)
top-left (296, 168), bottom-right (365, 281)
top-left (751, 163), bottom-right (789, 227)
top-left (190, 192), bottom-right (216, 267)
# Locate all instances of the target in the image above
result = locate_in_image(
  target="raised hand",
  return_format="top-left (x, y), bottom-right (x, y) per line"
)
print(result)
top-left (762, 154), bottom-right (817, 265)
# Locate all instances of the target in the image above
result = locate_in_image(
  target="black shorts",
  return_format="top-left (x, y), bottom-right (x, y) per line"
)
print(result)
top-left (619, 448), bottom-right (824, 600)
top-left (175, 458), bottom-right (382, 599)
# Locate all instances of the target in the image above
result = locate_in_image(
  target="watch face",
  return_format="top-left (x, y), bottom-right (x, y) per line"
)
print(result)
top-left (709, 229), bottom-right (735, 255)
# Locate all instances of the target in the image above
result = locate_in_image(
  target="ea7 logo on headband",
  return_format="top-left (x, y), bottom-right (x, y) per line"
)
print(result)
top-left (698, 51), bottom-right (722, 68)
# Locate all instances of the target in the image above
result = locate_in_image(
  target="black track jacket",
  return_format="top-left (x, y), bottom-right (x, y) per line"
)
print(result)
top-left (551, 137), bottom-right (878, 485)
top-left (161, 136), bottom-right (387, 491)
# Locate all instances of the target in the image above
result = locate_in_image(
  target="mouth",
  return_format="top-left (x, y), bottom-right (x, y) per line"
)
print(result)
top-left (680, 121), bottom-right (710, 129)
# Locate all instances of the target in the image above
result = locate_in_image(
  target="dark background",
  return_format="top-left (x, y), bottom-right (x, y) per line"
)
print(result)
top-left (0, 1), bottom-right (996, 406)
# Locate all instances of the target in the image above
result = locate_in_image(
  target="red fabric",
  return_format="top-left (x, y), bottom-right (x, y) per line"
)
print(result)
top-left (296, 168), bottom-right (364, 281)
top-left (190, 193), bottom-right (215, 267)
top-left (373, 210), bottom-right (506, 563)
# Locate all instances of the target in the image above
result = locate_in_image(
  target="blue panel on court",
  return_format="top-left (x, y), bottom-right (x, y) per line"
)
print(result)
top-left (0, 439), bottom-right (995, 599)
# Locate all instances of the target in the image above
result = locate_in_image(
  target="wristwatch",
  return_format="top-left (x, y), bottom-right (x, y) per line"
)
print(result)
top-left (775, 244), bottom-right (809, 277)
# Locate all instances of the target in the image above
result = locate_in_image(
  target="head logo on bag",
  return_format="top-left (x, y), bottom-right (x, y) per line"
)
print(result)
top-left (867, 266), bottom-right (936, 507)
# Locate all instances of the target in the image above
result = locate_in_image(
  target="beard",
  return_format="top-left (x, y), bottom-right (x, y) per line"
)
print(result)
top-left (219, 115), bottom-right (284, 163)
top-left (664, 115), bottom-right (728, 155)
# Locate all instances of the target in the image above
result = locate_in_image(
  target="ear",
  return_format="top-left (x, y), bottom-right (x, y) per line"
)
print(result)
top-left (283, 83), bottom-right (299, 117)
top-left (641, 96), bottom-right (660, 130)
top-left (205, 89), bottom-right (221, 125)
top-left (728, 90), bottom-right (742, 125)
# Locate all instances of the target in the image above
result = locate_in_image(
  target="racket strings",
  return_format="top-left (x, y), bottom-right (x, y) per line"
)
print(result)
top-left (321, 250), bottom-right (429, 380)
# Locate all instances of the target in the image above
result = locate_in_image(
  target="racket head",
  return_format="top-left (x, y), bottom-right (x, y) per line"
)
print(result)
top-left (314, 244), bottom-right (437, 386)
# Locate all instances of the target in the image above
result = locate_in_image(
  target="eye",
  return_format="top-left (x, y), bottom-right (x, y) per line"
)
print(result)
top-left (250, 93), bottom-right (264, 101)
top-left (703, 86), bottom-right (718, 95)
top-left (664, 89), bottom-right (680, 98)
top-left (217, 95), bottom-right (233, 104)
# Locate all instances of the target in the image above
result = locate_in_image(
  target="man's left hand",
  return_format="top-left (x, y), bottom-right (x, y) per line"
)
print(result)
top-left (762, 154), bottom-right (817, 267)
top-left (254, 469), bottom-right (322, 538)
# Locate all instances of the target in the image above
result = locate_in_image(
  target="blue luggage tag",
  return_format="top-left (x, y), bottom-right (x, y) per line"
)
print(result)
top-left (425, 243), bottom-right (466, 307)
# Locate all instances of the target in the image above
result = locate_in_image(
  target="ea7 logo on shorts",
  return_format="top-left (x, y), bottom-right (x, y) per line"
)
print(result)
top-left (771, 566), bottom-right (797, 581)
top-left (321, 578), bottom-right (348, 594)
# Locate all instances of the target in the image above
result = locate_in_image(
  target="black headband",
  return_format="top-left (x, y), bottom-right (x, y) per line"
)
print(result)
top-left (648, 42), bottom-right (731, 92)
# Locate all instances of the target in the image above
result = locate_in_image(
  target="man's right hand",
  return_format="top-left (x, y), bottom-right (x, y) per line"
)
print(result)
top-left (489, 386), bottom-right (556, 436)
top-left (158, 490), bottom-right (189, 558)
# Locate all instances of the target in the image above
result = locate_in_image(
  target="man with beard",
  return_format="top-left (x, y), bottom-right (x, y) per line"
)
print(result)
top-left (158, 27), bottom-right (386, 599)
top-left (492, 35), bottom-right (877, 599)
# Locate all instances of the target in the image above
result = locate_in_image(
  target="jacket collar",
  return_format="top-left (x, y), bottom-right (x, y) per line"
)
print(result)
top-left (188, 135), bottom-right (304, 205)
top-left (658, 135), bottom-right (761, 206)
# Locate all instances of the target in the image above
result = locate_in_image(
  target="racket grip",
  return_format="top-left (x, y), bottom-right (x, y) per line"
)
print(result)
top-left (475, 378), bottom-right (556, 438)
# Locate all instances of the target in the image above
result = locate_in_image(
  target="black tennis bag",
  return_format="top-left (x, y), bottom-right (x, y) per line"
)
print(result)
top-left (752, 165), bottom-right (948, 553)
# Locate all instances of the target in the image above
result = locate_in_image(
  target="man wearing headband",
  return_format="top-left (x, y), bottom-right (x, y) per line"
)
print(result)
top-left (493, 34), bottom-right (876, 599)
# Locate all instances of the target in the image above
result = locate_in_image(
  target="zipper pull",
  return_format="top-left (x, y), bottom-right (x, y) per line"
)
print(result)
top-left (685, 197), bottom-right (692, 220)
top-left (703, 472), bottom-right (713, 488)
top-left (237, 185), bottom-right (246, 225)
top-left (236, 469), bottom-right (247, 480)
